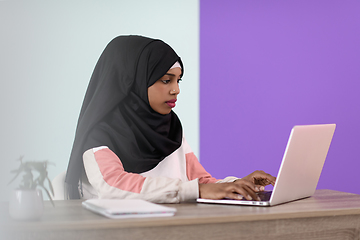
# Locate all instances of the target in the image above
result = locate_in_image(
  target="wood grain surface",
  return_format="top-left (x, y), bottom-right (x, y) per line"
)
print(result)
top-left (1, 189), bottom-right (360, 240)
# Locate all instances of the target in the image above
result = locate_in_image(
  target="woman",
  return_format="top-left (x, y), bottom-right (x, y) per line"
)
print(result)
top-left (65, 35), bottom-right (275, 202)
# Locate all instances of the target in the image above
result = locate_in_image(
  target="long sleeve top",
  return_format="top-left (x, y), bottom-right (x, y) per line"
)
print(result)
top-left (82, 137), bottom-right (238, 203)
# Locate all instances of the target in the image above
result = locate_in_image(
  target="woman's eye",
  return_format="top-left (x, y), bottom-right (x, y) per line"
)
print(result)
top-left (161, 80), bottom-right (170, 84)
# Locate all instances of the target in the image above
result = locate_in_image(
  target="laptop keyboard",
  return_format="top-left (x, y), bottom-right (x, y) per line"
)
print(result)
top-left (257, 191), bottom-right (272, 201)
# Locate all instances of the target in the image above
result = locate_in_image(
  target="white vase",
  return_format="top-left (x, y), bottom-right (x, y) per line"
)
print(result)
top-left (9, 189), bottom-right (44, 220)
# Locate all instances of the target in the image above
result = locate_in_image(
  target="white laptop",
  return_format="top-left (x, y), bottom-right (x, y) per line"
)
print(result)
top-left (197, 124), bottom-right (336, 207)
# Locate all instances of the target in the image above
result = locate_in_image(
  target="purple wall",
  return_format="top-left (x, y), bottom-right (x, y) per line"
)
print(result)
top-left (200, 0), bottom-right (360, 194)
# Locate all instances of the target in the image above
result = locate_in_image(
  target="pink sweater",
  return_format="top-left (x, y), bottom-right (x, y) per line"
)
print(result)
top-left (82, 137), bottom-right (238, 203)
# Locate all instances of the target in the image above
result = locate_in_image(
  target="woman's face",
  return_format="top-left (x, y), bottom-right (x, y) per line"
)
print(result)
top-left (148, 67), bottom-right (182, 115)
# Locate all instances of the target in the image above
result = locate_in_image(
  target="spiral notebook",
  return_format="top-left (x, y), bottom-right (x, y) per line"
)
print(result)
top-left (82, 199), bottom-right (177, 219)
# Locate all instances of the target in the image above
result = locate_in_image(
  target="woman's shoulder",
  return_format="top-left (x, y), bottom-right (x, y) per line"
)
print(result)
top-left (181, 134), bottom-right (193, 154)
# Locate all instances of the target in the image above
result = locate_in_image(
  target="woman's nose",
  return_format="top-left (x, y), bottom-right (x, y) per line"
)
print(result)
top-left (170, 84), bottom-right (180, 95)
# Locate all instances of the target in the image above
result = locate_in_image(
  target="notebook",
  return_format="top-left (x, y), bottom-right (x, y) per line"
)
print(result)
top-left (197, 124), bottom-right (336, 206)
top-left (82, 199), bottom-right (177, 219)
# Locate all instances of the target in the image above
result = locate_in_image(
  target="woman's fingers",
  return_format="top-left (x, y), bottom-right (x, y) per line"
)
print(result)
top-left (243, 170), bottom-right (276, 186)
top-left (253, 185), bottom-right (265, 191)
top-left (199, 178), bottom-right (269, 201)
top-left (232, 180), bottom-right (261, 200)
top-left (254, 177), bottom-right (274, 186)
top-left (199, 170), bottom-right (276, 201)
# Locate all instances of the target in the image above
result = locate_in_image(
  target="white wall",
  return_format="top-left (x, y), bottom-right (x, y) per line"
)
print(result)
top-left (0, 0), bottom-right (199, 200)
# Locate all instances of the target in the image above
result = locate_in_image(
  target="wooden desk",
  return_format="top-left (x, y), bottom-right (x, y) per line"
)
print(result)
top-left (1, 189), bottom-right (360, 240)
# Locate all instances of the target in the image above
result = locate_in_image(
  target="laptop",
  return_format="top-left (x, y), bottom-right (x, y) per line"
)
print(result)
top-left (197, 124), bottom-right (336, 206)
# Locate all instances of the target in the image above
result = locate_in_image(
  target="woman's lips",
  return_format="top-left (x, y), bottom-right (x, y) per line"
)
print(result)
top-left (166, 99), bottom-right (177, 108)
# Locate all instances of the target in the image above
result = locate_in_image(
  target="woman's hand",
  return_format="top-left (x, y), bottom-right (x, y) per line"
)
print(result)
top-left (241, 170), bottom-right (276, 187)
top-left (199, 170), bottom-right (276, 201)
top-left (199, 179), bottom-right (262, 201)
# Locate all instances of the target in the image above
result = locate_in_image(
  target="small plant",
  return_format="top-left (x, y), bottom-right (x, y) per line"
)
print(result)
top-left (9, 156), bottom-right (55, 206)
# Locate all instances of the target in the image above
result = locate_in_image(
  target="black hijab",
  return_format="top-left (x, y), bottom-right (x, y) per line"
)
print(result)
top-left (65, 36), bottom-right (183, 199)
